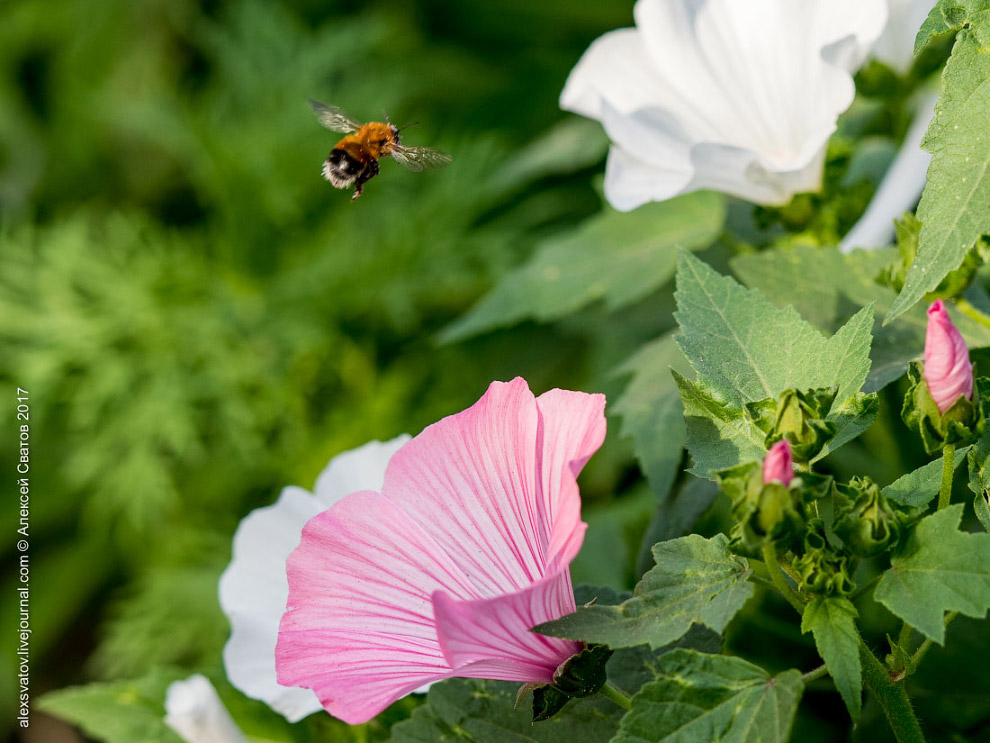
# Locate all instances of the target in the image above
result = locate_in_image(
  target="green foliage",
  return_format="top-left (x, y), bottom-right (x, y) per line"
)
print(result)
top-left (882, 445), bottom-right (969, 507)
top-left (611, 332), bottom-right (686, 502)
top-left (875, 505), bottom-right (990, 642)
top-left (534, 534), bottom-right (753, 649)
top-left (614, 650), bottom-right (803, 743)
top-left (730, 245), bottom-right (990, 391)
top-left (440, 192), bottom-right (725, 342)
top-left (801, 598), bottom-right (862, 721)
top-left (673, 253), bottom-right (877, 476)
top-left (888, 1), bottom-right (990, 321)
top-left (968, 432), bottom-right (990, 530)
top-left (37, 669), bottom-right (186, 743)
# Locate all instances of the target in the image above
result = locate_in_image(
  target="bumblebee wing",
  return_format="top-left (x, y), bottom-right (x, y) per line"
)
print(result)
top-left (390, 144), bottom-right (452, 173)
top-left (308, 100), bottom-right (361, 133)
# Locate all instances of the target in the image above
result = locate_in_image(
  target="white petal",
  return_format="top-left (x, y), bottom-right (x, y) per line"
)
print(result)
top-left (561, 0), bottom-right (888, 207)
top-left (840, 91), bottom-right (936, 253)
top-left (219, 436), bottom-right (409, 722)
top-left (164, 675), bottom-right (246, 743)
top-left (873, 0), bottom-right (937, 73)
top-left (313, 435), bottom-right (411, 507)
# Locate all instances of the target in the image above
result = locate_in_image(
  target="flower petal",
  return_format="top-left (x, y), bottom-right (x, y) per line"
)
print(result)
top-left (277, 491), bottom-right (473, 724)
top-left (379, 378), bottom-right (605, 596)
top-left (220, 437), bottom-right (408, 722)
top-left (164, 675), bottom-right (246, 743)
top-left (313, 435), bottom-right (411, 507)
top-left (432, 569), bottom-right (583, 683)
top-left (839, 92), bottom-right (936, 253)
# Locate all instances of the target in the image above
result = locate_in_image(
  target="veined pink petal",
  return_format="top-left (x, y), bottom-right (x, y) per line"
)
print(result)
top-left (276, 378), bottom-right (606, 724)
top-left (432, 569), bottom-right (583, 683)
top-left (925, 301), bottom-right (974, 414)
top-left (762, 440), bottom-right (794, 487)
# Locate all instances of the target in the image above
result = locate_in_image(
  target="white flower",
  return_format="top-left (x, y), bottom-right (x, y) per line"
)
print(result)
top-left (560, 0), bottom-right (888, 210)
top-left (839, 91), bottom-right (936, 252)
top-left (218, 436), bottom-right (410, 722)
top-left (873, 0), bottom-right (937, 73)
top-left (164, 675), bottom-right (246, 743)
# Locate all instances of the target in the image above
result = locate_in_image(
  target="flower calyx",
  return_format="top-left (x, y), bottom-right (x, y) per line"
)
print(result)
top-left (901, 361), bottom-right (987, 455)
top-left (716, 458), bottom-right (831, 553)
top-left (833, 476), bottom-right (918, 558)
top-left (528, 643), bottom-right (614, 722)
top-left (747, 387), bottom-right (838, 462)
top-left (792, 519), bottom-right (856, 597)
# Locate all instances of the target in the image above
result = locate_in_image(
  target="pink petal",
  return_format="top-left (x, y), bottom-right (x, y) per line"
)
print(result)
top-left (432, 569), bottom-right (583, 683)
top-left (925, 301), bottom-right (973, 414)
top-left (277, 492), bottom-right (470, 724)
top-left (380, 379), bottom-right (605, 597)
top-left (276, 378), bottom-right (606, 724)
top-left (762, 440), bottom-right (794, 486)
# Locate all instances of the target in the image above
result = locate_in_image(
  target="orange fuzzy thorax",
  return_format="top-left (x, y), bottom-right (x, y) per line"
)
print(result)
top-left (335, 122), bottom-right (399, 159)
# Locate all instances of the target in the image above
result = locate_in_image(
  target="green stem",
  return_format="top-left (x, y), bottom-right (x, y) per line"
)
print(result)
top-left (860, 642), bottom-right (926, 743)
top-left (897, 622), bottom-right (915, 655)
top-left (600, 681), bottom-right (632, 710)
top-left (956, 298), bottom-right (990, 331)
top-left (911, 612), bottom-right (959, 670)
top-left (762, 543), bottom-right (805, 614)
top-left (849, 573), bottom-right (882, 600)
top-left (802, 664), bottom-right (829, 683)
top-left (939, 443), bottom-right (955, 511)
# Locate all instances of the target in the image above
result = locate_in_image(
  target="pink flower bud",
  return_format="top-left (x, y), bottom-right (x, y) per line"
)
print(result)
top-left (763, 440), bottom-right (794, 487)
top-left (924, 300), bottom-right (973, 414)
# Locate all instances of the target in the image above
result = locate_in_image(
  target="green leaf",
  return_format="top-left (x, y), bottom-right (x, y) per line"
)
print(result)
top-left (801, 597), bottom-right (862, 721)
top-left (875, 505), bottom-right (990, 642)
top-left (38, 669), bottom-right (185, 743)
top-left (730, 245), bottom-right (990, 391)
top-left (674, 371), bottom-right (767, 477)
top-left (916, 0), bottom-right (990, 53)
top-left (612, 332), bottom-right (686, 502)
top-left (534, 534), bottom-right (753, 649)
top-left (967, 432), bottom-right (990, 530)
top-left (439, 192), bottom-right (725, 342)
top-left (388, 590), bottom-right (720, 743)
top-left (675, 251), bottom-right (873, 410)
top-left (888, 6), bottom-right (990, 322)
top-left (883, 446), bottom-right (970, 507)
top-left (613, 650), bottom-right (803, 743)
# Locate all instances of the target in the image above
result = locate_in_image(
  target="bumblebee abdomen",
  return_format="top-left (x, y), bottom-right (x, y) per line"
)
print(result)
top-left (322, 146), bottom-right (367, 188)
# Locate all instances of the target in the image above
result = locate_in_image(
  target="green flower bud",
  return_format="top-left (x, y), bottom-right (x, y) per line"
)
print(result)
top-left (793, 519), bottom-right (855, 597)
top-left (833, 477), bottom-right (917, 558)
top-left (747, 387), bottom-right (838, 462)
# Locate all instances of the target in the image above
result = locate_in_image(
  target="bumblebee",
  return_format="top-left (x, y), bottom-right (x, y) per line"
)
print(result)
top-left (309, 100), bottom-right (452, 200)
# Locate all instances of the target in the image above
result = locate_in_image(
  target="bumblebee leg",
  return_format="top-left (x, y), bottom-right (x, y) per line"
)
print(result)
top-left (350, 159), bottom-right (379, 201)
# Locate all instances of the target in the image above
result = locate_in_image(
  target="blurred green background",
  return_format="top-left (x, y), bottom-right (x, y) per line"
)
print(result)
top-left (0, 0), bottom-right (652, 740)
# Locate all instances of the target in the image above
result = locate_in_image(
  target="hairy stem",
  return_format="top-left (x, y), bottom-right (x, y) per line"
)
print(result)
top-left (911, 612), bottom-right (959, 670)
top-left (600, 681), bottom-right (632, 710)
top-left (860, 642), bottom-right (926, 743)
top-left (802, 664), bottom-right (829, 683)
top-left (939, 443), bottom-right (955, 511)
top-left (761, 543), bottom-right (804, 614)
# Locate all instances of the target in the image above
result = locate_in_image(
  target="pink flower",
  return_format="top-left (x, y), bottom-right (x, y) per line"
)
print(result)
top-left (275, 378), bottom-right (606, 724)
top-left (925, 300), bottom-right (973, 414)
top-left (763, 440), bottom-right (794, 487)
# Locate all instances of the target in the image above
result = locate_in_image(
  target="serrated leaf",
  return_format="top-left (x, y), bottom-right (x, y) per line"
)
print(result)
top-left (801, 597), bottom-right (862, 721)
top-left (674, 371), bottom-right (767, 477)
top-left (388, 588), bottom-right (720, 743)
top-left (38, 669), bottom-right (185, 743)
top-left (875, 505), bottom-right (990, 642)
top-left (534, 534), bottom-right (753, 649)
top-left (916, 0), bottom-right (990, 53)
top-left (439, 192), bottom-right (725, 342)
top-left (675, 251), bottom-right (873, 410)
top-left (883, 446), bottom-right (970, 507)
top-left (731, 245), bottom-right (990, 392)
top-left (612, 332), bottom-right (686, 502)
top-left (888, 10), bottom-right (990, 322)
top-left (613, 650), bottom-right (803, 743)
top-left (967, 432), bottom-right (990, 530)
